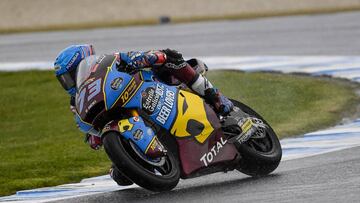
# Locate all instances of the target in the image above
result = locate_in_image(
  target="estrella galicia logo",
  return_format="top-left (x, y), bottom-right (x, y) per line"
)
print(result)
top-left (110, 77), bottom-right (123, 90)
top-left (141, 87), bottom-right (160, 114)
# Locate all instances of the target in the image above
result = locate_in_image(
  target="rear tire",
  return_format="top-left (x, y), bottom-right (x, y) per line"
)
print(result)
top-left (231, 100), bottom-right (282, 177)
top-left (103, 131), bottom-right (180, 192)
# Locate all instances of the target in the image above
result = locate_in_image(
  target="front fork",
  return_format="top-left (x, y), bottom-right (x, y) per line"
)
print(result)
top-left (102, 109), bottom-right (166, 158)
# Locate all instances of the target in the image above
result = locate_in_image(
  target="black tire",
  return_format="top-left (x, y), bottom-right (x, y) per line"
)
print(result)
top-left (103, 131), bottom-right (180, 192)
top-left (231, 99), bottom-right (282, 177)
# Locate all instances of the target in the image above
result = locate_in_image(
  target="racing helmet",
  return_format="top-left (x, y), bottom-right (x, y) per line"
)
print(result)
top-left (54, 44), bottom-right (95, 96)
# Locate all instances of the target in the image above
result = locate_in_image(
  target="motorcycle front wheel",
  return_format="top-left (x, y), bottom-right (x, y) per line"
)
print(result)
top-left (103, 131), bottom-right (180, 192)
top-left (231, 100), bottom-right (282, 177)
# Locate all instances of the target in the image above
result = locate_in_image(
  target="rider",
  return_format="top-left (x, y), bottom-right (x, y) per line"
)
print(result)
top-left (54, 44), bottom-right (234, 185)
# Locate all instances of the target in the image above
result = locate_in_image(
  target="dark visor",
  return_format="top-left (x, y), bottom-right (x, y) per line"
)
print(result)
top-left (57, 72), bottom-right (76, 90)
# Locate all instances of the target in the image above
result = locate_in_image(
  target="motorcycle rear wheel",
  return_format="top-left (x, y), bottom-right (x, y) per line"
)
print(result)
top-left (103, 131), bottom-right (180, 192)
top-left (231, 100), bottom-right (282, 177)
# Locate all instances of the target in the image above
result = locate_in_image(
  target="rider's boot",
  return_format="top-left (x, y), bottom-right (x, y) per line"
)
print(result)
top-left (190, 73), bottom-right (258, 143)
top-left (161, 51), bottom-right (233, 115)
top-left (109, 164), bottom-right (133, 186)
top-left (204, 88), bottom-right (234, 116)
top-left (190, 73), bottom-right (234, 116)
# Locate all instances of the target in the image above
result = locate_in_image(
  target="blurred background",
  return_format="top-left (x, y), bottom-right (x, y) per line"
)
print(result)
top-left (1, 0), bottom-right (360, 33)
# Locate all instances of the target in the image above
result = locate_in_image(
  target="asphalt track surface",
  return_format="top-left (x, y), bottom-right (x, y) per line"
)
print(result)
top-left (53, 147), bottom-right (360, 203)
top-left (0, 11), bottom-right (360, 64)
top-left (1, 11), bottom-right (360, 202)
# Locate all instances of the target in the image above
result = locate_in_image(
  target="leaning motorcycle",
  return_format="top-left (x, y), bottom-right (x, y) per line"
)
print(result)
top-left (74, 55), bottom-right (282, 192)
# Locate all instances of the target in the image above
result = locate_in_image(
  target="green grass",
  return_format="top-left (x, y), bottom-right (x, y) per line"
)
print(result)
top-left (207, 71), bottom-right (359, 137)
top-left (0, 70), bottom-right (358, 196)
top-left (0, 71), bottom-right (110, 196)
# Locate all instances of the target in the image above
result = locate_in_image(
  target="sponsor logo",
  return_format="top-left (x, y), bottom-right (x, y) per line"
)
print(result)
top-left (97, 55), bottom-right (106, 64)
top-left (86, 100), bottom-right (97, 113)
top-left (141, 86), bottom-right (161, 114)
top-left (241, 119), bottom-right (253, 133)
top-left (130, 52), bottom-right (142, 60)
top-left (110, 77), bottom-right (123, 90)
top-left (133, 129), bottom-right (143, 141)
top-left (118, 79), bottom-right (139, 106)
top-left (148, 137), bottom-right (161, 152)
top-left (66, 52), bottom-right (80, 69)
top-left (156, 85), bottom-right (175, 125)
top-left (200, 137), bottom-right (227, 167)
top-left (150, 139), bottom-right (157, 151)
top-left (164, 62), bottom-right (187, 69)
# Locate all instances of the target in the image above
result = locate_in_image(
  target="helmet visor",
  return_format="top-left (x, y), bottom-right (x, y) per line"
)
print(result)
top-left (56, 71), bottom-right (75, 91)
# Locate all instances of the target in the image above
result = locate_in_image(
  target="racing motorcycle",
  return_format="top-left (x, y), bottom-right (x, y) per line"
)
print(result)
top-left (74, 54), bottom-right (282, 192)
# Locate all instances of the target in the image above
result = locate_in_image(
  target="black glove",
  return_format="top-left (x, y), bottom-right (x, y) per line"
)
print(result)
top-left (162, 49), bottom-right (187, 69)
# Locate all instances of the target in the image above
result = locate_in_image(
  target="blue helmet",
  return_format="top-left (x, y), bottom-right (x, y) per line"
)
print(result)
top-left (54, 44), bottom-right (95, 96)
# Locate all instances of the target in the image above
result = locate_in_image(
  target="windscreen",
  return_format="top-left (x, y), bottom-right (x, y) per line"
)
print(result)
top-left (76, 55), bottom-right (98, 88)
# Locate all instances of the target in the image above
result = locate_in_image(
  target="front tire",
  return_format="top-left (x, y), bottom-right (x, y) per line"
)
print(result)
top-left (231, 100), bottom-right (282, 177)
top-left (103, 131), bottom-right (180, 192)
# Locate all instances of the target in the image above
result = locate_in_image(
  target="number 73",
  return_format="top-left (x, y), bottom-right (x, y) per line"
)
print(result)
top-left (77, 78), bottom-right (102, 113)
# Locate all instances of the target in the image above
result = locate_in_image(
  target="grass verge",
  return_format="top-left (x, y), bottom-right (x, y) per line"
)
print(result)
top-left (208, 71), bottom-right (360, 137)
top-left (0, 70), bottom-right (359, 196)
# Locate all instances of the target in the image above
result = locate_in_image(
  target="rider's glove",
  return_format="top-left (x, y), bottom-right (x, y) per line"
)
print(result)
top-left (162, 49), bottom-right (187, 69)
top-left (119, 51), bottom-right (149, 71)
top-left (84, 133), bottom-right (102, 150)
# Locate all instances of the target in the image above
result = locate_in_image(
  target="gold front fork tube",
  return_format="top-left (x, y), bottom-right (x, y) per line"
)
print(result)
top-left (129, 109), bottom-right (139, 117)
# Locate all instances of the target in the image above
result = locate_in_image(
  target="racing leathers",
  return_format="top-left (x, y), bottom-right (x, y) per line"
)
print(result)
top-left (71, 49), bottom-right (233, 150)
top-left (116, 49), bottom-right (234, 115)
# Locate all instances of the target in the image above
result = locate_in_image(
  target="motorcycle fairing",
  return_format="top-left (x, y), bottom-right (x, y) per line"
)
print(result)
top-left (103, 63), bottom-right (144, 110)
top-left (123, 83), bottom-right (239, 176)
top-left (76, 58), bottom-right (239, 176)
top-left (115, 71), bottom-right (239, 175)
top-left (74, 112), bottom-right (92, 133)
top-left (117, 116), bottom-right (156, 154)
top-left (104, 68), bottom-right (212, 136)
top-left (123, 79), bottom-right (179, 130)
top-left (177, 135), bottom-right (238, 177)
top-left (76, 55), bottom-right (116, 123)
top-left (170, 90), bottom-right (214, 144)
top-left (102, 116), bottom-right (164, 156)
top-left (139, 69), bottom-right (157, 82)
top-left (175, 102), bottom-right (239, 176)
